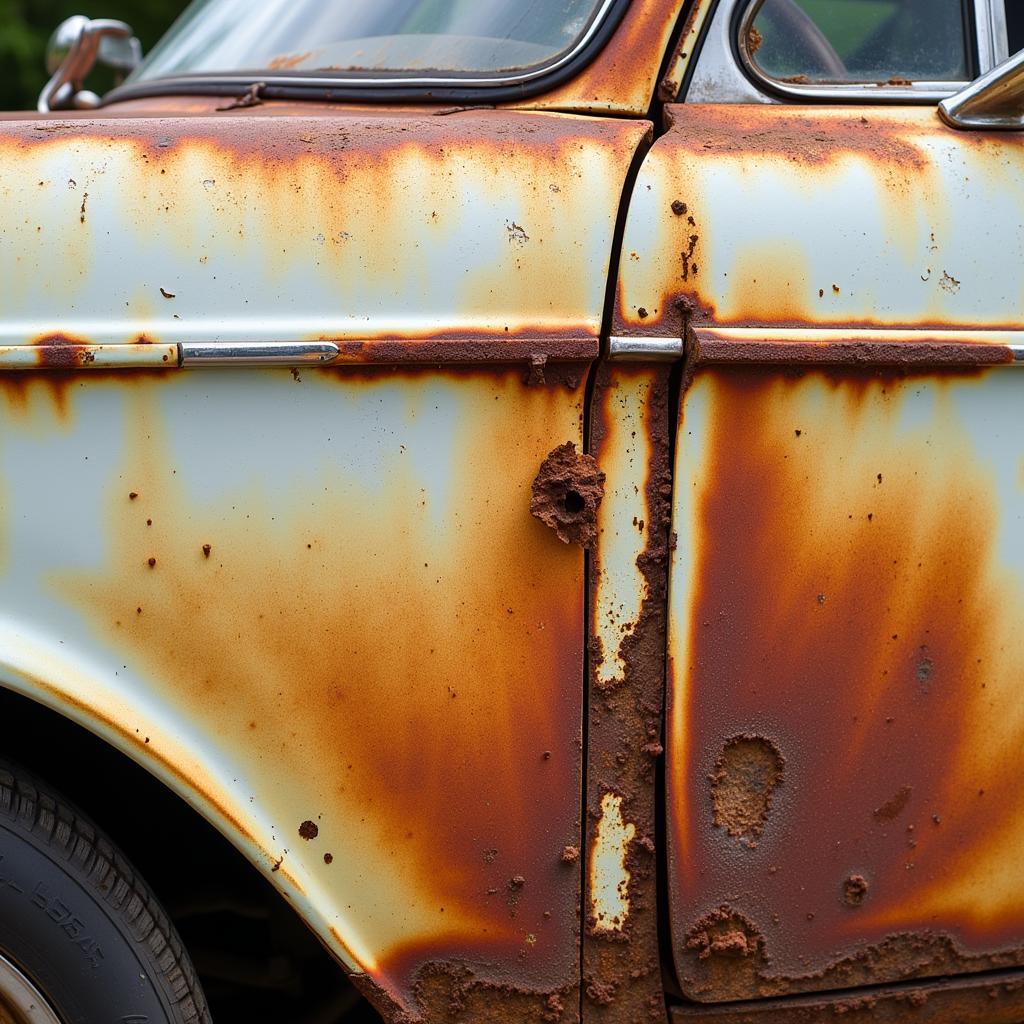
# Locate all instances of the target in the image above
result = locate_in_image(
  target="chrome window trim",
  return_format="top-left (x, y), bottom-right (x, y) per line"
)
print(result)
top-left (108, 0), bottom-right (620, 100)
top-left (686, 0), bottom-right (1007, 105)
top-left (976, 0), bottom-right (1010, 70)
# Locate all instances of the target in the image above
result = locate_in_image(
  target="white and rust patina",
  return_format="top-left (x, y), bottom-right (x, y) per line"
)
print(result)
top-left (1, 0), bottom-right (1024, 1022)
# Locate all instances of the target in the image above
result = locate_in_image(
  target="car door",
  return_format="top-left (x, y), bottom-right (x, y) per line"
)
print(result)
top-left (615, 0), bottom-right (1024, 1016)
top-left (0, 106), bottom-right (649, 1022)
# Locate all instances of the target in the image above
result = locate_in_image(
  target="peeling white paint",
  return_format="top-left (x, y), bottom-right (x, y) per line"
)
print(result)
top-left (594, 376), bottom-right (651, 687)
top-left (590, 792), bottom-right (636, 933)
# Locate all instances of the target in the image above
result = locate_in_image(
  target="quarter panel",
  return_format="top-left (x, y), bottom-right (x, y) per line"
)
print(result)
top-left (0, 367), bottom-right (585, 1018)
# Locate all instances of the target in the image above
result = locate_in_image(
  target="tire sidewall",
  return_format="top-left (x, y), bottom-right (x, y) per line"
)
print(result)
top-left (0, 819), bottom-right (176, 1024)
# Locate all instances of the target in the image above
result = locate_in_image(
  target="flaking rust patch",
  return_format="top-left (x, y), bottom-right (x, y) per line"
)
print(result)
top-left (589, 793), bottom-right (636, 934)
top-left (531, 442), bottom-right (605, 548)
top-left (685, 906), bottom-right (764, 962)
top-left (710, 735), bottom-right (784, 845)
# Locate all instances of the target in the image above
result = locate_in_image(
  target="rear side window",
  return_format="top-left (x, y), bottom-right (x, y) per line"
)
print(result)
top-left (1009, 5), bottom-right (1024, 56)
top-left (743, 0), bottom-right (970, 86)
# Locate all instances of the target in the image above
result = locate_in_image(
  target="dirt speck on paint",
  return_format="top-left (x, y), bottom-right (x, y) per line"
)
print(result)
top-left (874, 785), bottom-right (912, 823)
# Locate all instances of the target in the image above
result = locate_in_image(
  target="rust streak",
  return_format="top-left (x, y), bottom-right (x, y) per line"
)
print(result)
top-left (670, 364), bottom-right (1024, 1001)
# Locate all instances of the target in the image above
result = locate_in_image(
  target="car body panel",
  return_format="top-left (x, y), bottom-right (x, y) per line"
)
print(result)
top-left (0, 109), bottom-right (648, 352)
top-left (668, 362), bottom-right (1024, 1000)
top-left (610, 103), bottom-right (1024, 1001)
top-left (0, 106), bottom-right (651, 1022)
top-left (531, 0), bottom-right (688, 115)
top-left (5, 3), bottom-right (1024, 1019)
top-left (615, 105), bottom-right (1024, 337)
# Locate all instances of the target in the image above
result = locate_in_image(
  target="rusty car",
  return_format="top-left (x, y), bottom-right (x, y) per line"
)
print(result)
top-left (0, 0), bottom-right (1023, 1021)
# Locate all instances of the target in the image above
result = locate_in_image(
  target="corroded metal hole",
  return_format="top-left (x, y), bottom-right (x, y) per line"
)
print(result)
top-left (530, 442), bottom-right (605, 549)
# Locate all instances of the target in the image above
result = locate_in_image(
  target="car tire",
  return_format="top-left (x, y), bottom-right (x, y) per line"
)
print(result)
top-left (0, 758), bottom-right (210, 1024)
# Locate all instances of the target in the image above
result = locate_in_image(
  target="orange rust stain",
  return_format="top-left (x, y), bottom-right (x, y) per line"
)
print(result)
top-left (664, 105), bottom-right (931, 169)
top-left (53, 367), bottom-right (585, 1006)
top-left (267, 52), bottom-right (315, 71)
top-left (670, 366), bottom-right (1024, 999)
top-left (723, 243), bottom-right (815, 326)
top-left (20, 665), bottom-right (260, 852)
top-left (528, 0), bottom-right (686, 114)
top-left (0, 110), bottom-right (647, 346)
top-left (0, 367), bottom-right (172, 426)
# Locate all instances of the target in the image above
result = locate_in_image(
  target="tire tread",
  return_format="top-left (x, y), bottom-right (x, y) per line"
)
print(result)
top-left (0, 760), bottom-right (210, 1024)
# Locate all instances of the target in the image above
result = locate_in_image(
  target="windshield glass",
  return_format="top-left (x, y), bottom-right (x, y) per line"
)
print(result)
top-left (131, 0), bottom-right (607, 81)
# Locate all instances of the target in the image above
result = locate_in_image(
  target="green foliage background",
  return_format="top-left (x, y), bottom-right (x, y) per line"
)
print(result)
top-left (0, 1), bottom-right (184, 111)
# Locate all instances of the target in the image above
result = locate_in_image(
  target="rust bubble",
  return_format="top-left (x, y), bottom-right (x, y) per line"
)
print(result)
top-left (686, 906), bottom-right (764, 961)
top-left (710, 735), bottom-right (785, 843)
top-left (845, 874), bottom-right (870, 907)
top-left (298, 819), bottom-right (319, 841)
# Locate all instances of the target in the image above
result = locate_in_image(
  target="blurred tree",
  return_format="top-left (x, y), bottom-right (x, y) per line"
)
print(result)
top-left (0, 0), bottom-right (185, 111)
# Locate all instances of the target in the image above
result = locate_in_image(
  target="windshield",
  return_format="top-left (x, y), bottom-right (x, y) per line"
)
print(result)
top-left (131, 0), bottom-right (607, 82)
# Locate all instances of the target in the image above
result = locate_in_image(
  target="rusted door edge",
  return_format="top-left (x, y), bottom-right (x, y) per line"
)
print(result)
top-left (691, 328), bottom-right (1024, 367)
top-left (669, 968), bottom-right (1024, 1022)
top-left (0, 338), bottom-right (602, 370)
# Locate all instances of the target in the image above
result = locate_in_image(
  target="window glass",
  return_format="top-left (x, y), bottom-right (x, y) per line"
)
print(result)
top-left (131, 0), bottom-right (605, 81)
top-left (1009, 4), bottom-right (1024, 56)
top-left (745, 0), bottom-right (970, 85)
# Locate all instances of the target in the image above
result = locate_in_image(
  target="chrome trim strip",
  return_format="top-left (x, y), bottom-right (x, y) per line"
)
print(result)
top-left (976, 0), bottom-right (1010, 72)
top-left (115, 0), bottom-right (618, 96)
top-left (608, 336), bottom-right (684, 361)
top-left (180, 341), bottom-right (339, 365)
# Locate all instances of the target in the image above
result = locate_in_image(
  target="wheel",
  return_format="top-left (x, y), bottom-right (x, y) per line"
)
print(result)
top-left (0, 759), bottom-right (209, 1024)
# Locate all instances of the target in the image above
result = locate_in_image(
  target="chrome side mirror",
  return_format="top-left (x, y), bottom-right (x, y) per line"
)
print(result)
top-left (38, 16), bottom-right (142, 113)
top-left (940, 47), bottom-right (1024, 130)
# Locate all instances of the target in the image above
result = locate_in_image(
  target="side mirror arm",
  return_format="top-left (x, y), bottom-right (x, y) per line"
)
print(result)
top-left (38, 16), bottom-right (141, 114)
top-left (940, 47), bottom-right (1024, 130)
